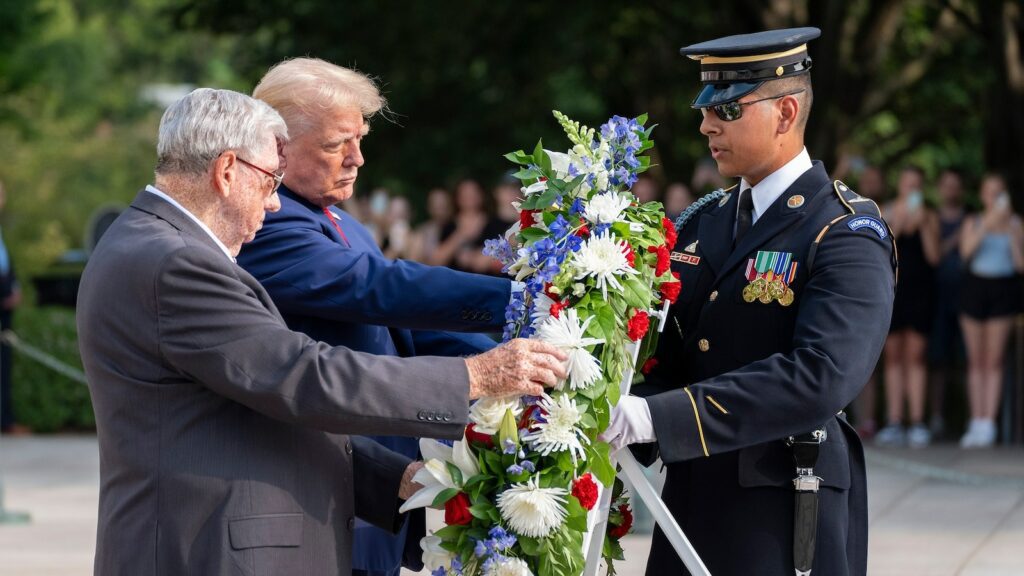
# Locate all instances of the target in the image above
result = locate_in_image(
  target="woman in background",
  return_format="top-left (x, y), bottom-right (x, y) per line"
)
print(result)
top-left (958, 173), bottom-right (1024, 448)
top-left (878, 166), bottom-right (940, 447)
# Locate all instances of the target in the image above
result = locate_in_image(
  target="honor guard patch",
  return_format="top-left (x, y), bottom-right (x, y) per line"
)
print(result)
top-left (847, 216), bottom-right (887, 239)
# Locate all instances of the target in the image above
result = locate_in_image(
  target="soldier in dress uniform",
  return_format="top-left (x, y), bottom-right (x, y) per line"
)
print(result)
top-left (600, 28), bottom-right (896, 576)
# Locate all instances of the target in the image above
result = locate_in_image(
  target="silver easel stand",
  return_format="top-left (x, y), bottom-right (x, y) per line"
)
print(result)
top-left (582, 301), bottom-right (709, 575)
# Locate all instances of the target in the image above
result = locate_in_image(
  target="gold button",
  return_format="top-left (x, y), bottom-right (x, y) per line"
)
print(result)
top-left (709, 290), bottom-right (718, 302)
top-left (698, 338), bottom-right (710, 352)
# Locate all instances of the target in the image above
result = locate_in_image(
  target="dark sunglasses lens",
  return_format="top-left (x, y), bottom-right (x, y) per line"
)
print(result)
top-left (714, 102), bottom-right (742, 122)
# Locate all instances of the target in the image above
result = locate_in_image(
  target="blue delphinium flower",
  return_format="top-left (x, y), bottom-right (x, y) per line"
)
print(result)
top-left (521, 460), bottom-right (536, 473)
top-left (569, 197), bottom-right (586, 216)
top-left (502, 438), bottom-right (517, 455)
top-left (506, 463), bottom-right (524, 475)
top-left (483, 237), bottom-right (516, 271)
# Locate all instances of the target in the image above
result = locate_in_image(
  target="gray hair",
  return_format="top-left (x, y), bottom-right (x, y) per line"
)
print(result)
top-left (155, 88), bottom-right (289, 175)
top-left (253, 58), bottom-right (386, 136)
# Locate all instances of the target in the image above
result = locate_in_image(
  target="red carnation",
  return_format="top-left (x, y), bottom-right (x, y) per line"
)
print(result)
top-left (627, 310), bottom-right (650, 341)
top-left (576, 218), bottom-right (590, 237)
top-left (465, 423), bottom-right (493, 446)
top-left (648, 245), bottom-right (670, 276)
top-left (660, 273), bottom-right (682, 303)
top-left (444, 492), bottom-right (473, 526)
top-left (641, 358), bottom-right (659, 374)
top-left (549, 299), bottom-right (567, 319)
top-left (520, 209), bottom-right (538, 230)
top-left (625, 244), bottom-right (636, 268)
top-left (663, 217), bottom-right (678, 248)
top-left (608, 504), bottom-right (633, 539)
top-left (572, 473), bottom-right (599, 511)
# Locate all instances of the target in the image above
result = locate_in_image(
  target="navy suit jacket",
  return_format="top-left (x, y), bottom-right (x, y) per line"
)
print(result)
top-left (237, 186), bottom-right (509, 571)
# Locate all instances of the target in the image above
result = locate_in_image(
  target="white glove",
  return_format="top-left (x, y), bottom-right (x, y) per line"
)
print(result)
top-left (599, 395), bottom-right (656, 451)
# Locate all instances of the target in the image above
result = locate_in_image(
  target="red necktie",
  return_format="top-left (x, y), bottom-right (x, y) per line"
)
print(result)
top-left (323, 207), bottom-right (351, 247)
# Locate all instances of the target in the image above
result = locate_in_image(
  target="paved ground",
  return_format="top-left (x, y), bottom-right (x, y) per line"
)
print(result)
top-left (2, 435), bottom-right (1023, 575)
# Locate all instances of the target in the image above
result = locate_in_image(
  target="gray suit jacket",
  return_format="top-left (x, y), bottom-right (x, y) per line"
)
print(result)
top-left (77, 190), bottom-right (470, 576)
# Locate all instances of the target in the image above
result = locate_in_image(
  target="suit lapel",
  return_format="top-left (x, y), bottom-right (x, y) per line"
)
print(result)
top-left (696, 188), bottom-right (738, 276)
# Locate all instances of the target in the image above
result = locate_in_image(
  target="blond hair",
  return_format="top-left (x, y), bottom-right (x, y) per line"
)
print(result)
top-left (253, 58), bottom-right (386, 136)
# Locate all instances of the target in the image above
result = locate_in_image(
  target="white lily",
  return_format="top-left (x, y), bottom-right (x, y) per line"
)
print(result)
top-left (545, 150), bottom-right (571, 178)
top-left (521, 180), bottom-right (548, 195)
top-left (421, 534), bottom-right (456, 572)
top-left (399, 435), bottom-right (479, 513)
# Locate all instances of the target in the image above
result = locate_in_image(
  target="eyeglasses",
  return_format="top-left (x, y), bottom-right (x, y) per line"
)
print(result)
top-left (237, 157), bottom-right (285, 193)
top-left (701, 88), bottom-right (806, 122)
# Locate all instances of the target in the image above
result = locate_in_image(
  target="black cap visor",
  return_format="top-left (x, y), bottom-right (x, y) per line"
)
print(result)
top-left (691, 82), bottom-right (763, 108)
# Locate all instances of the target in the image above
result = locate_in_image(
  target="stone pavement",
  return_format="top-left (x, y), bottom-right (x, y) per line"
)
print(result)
top-left (2, 435), bottom-right (1023, 575)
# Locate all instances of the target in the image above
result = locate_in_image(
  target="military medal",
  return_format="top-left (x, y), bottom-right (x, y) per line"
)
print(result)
top-left (743, 251), bottom-right (799, 305)
top-left (779, 287), bottom-right (795, 306)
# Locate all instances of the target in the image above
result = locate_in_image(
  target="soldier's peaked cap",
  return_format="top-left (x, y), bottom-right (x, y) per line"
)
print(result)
top-left (680, 27), bottom-right (820, 108)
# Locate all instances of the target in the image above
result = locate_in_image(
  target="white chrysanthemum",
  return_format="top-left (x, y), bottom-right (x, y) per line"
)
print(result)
top-left (399, 436), bottom-right (479, 513)
top-left (583, 192), bottom-right (631, 225)
top-left (486, 557), bottom-right (535, 576)
top-left (534, 308), bottom-right (604, 391)
top-left (496, 475), bottom-right (569, 538)
top-left (523, 393), bottom-right (589, 464)
top-left (420, 534), bottom-right (456, 572)
top-left (469, 396), bottom-right (523, 435)
top-left (530, 292), bottom-right (557, 326)
top-left (571, 232), bottom-right (640, 299)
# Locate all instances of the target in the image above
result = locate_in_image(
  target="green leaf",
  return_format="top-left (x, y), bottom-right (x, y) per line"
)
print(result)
top-left (622, 277), bottom-right (650, 309)
top-left (431, 487), bottom-right (460, 508)
top-left (533, 139), bottom-right (552, 172)
top-left (518, 535), bottom-right (541, 555)
top-left (446, 461), bottom-right (463, 487)
top-left (589, 442), bottom-right (615, 487)
top-left (468, 503), bottom-right (492, 520)
top-left (635, 112), bottom-right (649, 126)
top-left (504, 150), bottom-right (528, 165)
top-left (519, 226), bottom-right (548, 242)
top-left (433, 523), bottom-right (465, 540)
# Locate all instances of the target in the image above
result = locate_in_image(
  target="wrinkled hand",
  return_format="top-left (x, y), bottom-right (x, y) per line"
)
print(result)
top-left (599, 395), bottom-right (657, 451)
top-left (465, 339), bottom-right (568, 399)
top-left (399, 461), bottom-right (425, 501)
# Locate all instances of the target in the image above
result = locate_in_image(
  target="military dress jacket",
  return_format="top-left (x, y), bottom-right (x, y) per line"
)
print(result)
top-left (636, 161), bottom-right (895, 576)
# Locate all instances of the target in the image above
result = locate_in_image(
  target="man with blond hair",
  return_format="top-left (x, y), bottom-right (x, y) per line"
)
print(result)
top-left (78, 87), bottom-right (565, 575)
top-left (237, 57), bottom-right (520, 576)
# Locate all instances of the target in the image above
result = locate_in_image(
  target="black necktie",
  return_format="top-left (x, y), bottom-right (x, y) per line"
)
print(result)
top-left (735, 188), bottom-right (753, 247)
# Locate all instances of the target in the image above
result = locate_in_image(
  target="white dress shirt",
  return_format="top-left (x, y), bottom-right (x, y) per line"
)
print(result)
top-left (146, 185), bottom-right (235, 262)
top-left (738, 147), bottom-right (813, 224)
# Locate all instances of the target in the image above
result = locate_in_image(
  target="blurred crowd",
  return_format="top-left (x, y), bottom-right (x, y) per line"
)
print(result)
top-left (848, 166), bottom-right (1023, 449)
top-left (340, 162), bottom-right (727, 274)
top-left (344, 162), bottom-right (1024, 450)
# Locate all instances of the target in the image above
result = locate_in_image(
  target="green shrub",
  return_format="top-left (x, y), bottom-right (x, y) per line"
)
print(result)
top-left (9, 305), bottom-right (93, 432)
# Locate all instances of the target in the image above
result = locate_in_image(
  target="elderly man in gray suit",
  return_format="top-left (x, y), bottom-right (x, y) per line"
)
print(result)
top-left (76, 88), bottom-right (565, 576)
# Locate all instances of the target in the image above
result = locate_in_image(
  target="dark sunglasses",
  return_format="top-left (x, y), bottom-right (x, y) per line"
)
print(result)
top-left (700, 88), bottom-right (806, 122)
top-left (237, 157), bottom-right (285, 193)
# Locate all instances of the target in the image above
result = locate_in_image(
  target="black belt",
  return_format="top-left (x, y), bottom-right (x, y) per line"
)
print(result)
top-left (787, 428), bottom-right (826, 576)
